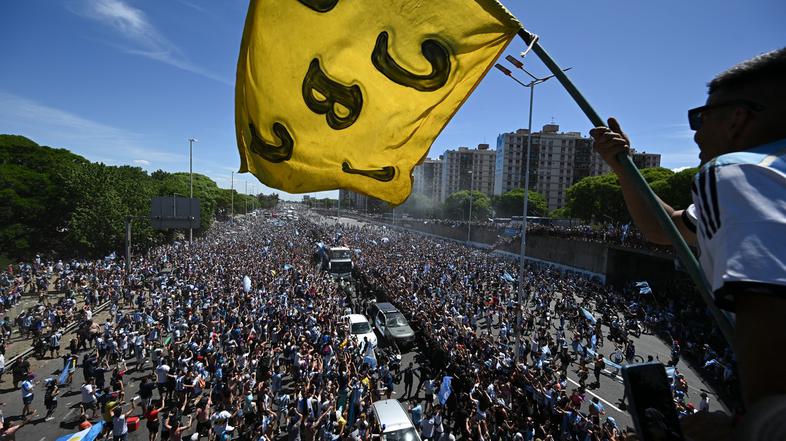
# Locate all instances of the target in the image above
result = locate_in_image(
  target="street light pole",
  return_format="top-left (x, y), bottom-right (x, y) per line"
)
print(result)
top-left (188, 137), bottom-right (197, 242)
top-left (467, 169), bottom-right (473, 243)
top-left (495, 59), bottom-right (568, 364)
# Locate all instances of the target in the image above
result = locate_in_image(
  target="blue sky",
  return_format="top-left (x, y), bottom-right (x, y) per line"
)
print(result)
top-left (1, 0), bottom-right (784, 200)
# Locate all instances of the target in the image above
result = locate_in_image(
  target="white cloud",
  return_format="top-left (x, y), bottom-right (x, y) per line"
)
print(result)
top-left (68, 0), bottom-right (231, 85)
top-left (671, 166), bottom-right (692, 172)
top-left (133, 159), bottom-right (151, 165)
top-left (174, 0), bottom-right (207, 13)
top-left (0, 91), bottom-right (182, 164)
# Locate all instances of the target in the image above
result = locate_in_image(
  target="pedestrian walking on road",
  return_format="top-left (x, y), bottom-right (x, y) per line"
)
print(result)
top-left (44, 378), bottom-right (59, 421)
top-left (593, 354), bottom-right (605, 388)
top-left (403, 362), bottom-right (414, 399)
top-left (20, 373), bottom-right (34, 417)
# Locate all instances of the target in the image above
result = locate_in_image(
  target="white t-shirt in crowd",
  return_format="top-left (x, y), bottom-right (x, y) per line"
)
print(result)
top-left (113, 415), bottom-right (128, 436)
top-left (156, 364), bottom-right (170, 384)
top-left (81, 383), bottom-right (96, 403)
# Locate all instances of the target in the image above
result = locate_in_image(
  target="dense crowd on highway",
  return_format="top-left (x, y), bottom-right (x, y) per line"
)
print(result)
top-left (0, 209), bottom-right (734, 440)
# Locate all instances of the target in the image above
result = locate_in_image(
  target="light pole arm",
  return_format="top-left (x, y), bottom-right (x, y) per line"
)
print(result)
top-left (516, 28), bottom-right (734, 349)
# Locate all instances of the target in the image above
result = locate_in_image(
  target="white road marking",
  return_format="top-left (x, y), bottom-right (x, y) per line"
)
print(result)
top-left (38, 437), bottom-right (46, 441)
top-left (565, 377), bottom-right (624, 413)
top-left (63, 408), bottom-right (76, 420)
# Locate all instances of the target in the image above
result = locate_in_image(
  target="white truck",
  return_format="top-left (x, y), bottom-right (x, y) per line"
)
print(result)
top-left (316, 244), bottom-right (354, 279)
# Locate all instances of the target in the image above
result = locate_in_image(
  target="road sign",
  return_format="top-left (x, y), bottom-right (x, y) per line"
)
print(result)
top-left (150, 196), bottom-right (200, 230)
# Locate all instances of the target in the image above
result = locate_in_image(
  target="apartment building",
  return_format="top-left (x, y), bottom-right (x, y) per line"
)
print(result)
top-left (439, 144), bottom-right (496, 202)
top-left (495, 124), bottom-right (613, 211)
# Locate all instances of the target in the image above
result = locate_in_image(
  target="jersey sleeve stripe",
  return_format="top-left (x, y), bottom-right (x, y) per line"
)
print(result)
top-left (708, 166), bottom-right (722, 231)
top-left (698, 170), bottom-right (718, 235)
top-left (692, 180), bottom-right (714, 239)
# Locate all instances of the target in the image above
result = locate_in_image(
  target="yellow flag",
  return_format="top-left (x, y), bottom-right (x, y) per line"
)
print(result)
top-left (236, 0), bottom-right (521, 204)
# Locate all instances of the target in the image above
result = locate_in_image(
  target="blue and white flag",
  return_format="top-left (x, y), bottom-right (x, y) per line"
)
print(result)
top-left (580, 307), bottom-right (596, 324)
top-left (636, 281), bottom-right (652, 296)
top-left (243, 276), bottom-right (252, 293)
top-left (438, 376), bottom-right (453, 406)
top-left (621, 222), bottom-right (631, 243)
top-left (58, 357), bottom-right (76, 386)
top-left (56, 421), bottom-right (104, 441)
top-left (502, 272), bottom-right (515, 283)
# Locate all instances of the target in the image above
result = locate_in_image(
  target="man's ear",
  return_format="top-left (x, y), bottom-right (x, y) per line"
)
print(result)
top-left (727, 106), bottom-right (753, 143)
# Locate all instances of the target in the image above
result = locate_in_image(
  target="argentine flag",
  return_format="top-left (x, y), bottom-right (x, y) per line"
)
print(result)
top-left (438, 376), bottom-right (453, 406)
top-left (56, 421), bottom-right (104, 441)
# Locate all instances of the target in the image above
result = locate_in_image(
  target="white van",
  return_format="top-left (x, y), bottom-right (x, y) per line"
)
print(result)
top-left (370, 399), bottom-right (422, 441)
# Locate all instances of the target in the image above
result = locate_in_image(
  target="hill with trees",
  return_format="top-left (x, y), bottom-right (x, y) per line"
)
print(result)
top-left (0, 134), bottom-right (274, 261)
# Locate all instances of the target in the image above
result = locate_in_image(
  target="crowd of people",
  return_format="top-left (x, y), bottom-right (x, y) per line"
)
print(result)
top-left (0, 209), bottom-right (734, 440)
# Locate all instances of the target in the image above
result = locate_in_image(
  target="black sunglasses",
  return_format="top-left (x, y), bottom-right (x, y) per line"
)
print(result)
top-left (688, 99), bottom-right (766, 130)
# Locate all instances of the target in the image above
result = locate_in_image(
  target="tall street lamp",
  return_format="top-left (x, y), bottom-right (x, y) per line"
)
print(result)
top-left (495, 58), bottom-right (570, 363)
top-left (188, 137), bottom-right (197, 242)
top-left (467, 169), bottom-right (473, 243)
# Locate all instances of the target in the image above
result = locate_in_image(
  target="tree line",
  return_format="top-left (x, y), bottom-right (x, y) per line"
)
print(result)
top-left (0, 134), bottom-right (277, 262)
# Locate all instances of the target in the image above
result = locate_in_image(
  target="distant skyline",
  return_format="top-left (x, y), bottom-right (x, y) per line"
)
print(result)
top-left (1, 0), bottom-right (784, 200)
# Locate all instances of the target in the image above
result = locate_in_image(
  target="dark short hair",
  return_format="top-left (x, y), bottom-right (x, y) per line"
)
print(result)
top-left (708, 47), bottom-right (786, 95)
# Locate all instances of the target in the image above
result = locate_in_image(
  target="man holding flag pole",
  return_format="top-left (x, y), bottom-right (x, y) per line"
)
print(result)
top-left (591, 48), bottom-right (786, 440)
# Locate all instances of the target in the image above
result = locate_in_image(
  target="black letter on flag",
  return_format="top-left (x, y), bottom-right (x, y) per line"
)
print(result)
top-left (249, 122), bottom-right (294, 163)
top-left (302, 58), bottom-right (363, 130)
top-left (342, 161), bottom-right (396, 182)
top-left (371, 31), bottom-right (451, 92)
top-left (296, 0), bottom-right (339, 13)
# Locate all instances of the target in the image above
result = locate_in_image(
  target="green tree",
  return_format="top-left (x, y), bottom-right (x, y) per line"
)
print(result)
top-left (0, 135), bottom-right (87, 258)
top-left (492, 188), bottom-right (548, 218)
top-left (662, 167), bottom-right (699, 209)
top-left (565, 173), bottom-right (627, 223)
top-left (1, 134), bottom-right (263, 261)
top-left (442, 190), bottom-right (491, 221)
top-left (564, 167), bottom-right (678, 223)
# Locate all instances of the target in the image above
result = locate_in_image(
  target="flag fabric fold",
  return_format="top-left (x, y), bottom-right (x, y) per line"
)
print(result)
top-left (236, 0), bottom-right (521, 204)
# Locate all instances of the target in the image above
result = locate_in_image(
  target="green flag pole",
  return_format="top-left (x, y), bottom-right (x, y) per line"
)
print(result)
top-left (515, 28), bottom-right (735, 350)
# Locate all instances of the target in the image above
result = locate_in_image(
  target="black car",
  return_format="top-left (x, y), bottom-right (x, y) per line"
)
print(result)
top-left (367, 302), bottom-right (416, 348)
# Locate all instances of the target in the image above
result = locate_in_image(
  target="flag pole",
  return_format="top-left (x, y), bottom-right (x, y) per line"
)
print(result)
top-left (515, 28), bottom-right (735, 350)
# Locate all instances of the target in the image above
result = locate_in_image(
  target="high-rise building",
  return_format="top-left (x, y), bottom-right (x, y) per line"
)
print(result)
top-left (412, 158), bottom-right (443, 204)
top-left (439, 144), bottom-right (496, 202)
top-left (495, 124), bottom-right (613, 211)
top-left (338, 188), bottom-right (366, 209)
top-left (631, 149), bottom-right (662, 169)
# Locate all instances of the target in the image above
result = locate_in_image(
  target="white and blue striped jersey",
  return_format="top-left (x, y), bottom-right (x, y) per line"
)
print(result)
top-left (683, 137), bottom-right (786, 311)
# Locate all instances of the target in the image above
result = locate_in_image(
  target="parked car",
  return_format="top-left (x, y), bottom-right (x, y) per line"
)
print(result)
top-left (367, 302), bottom-right (415, 348)
top-left (370, 399), bottom-right (422, 441)
top-left (343, 313), bottom-right (377, 348)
